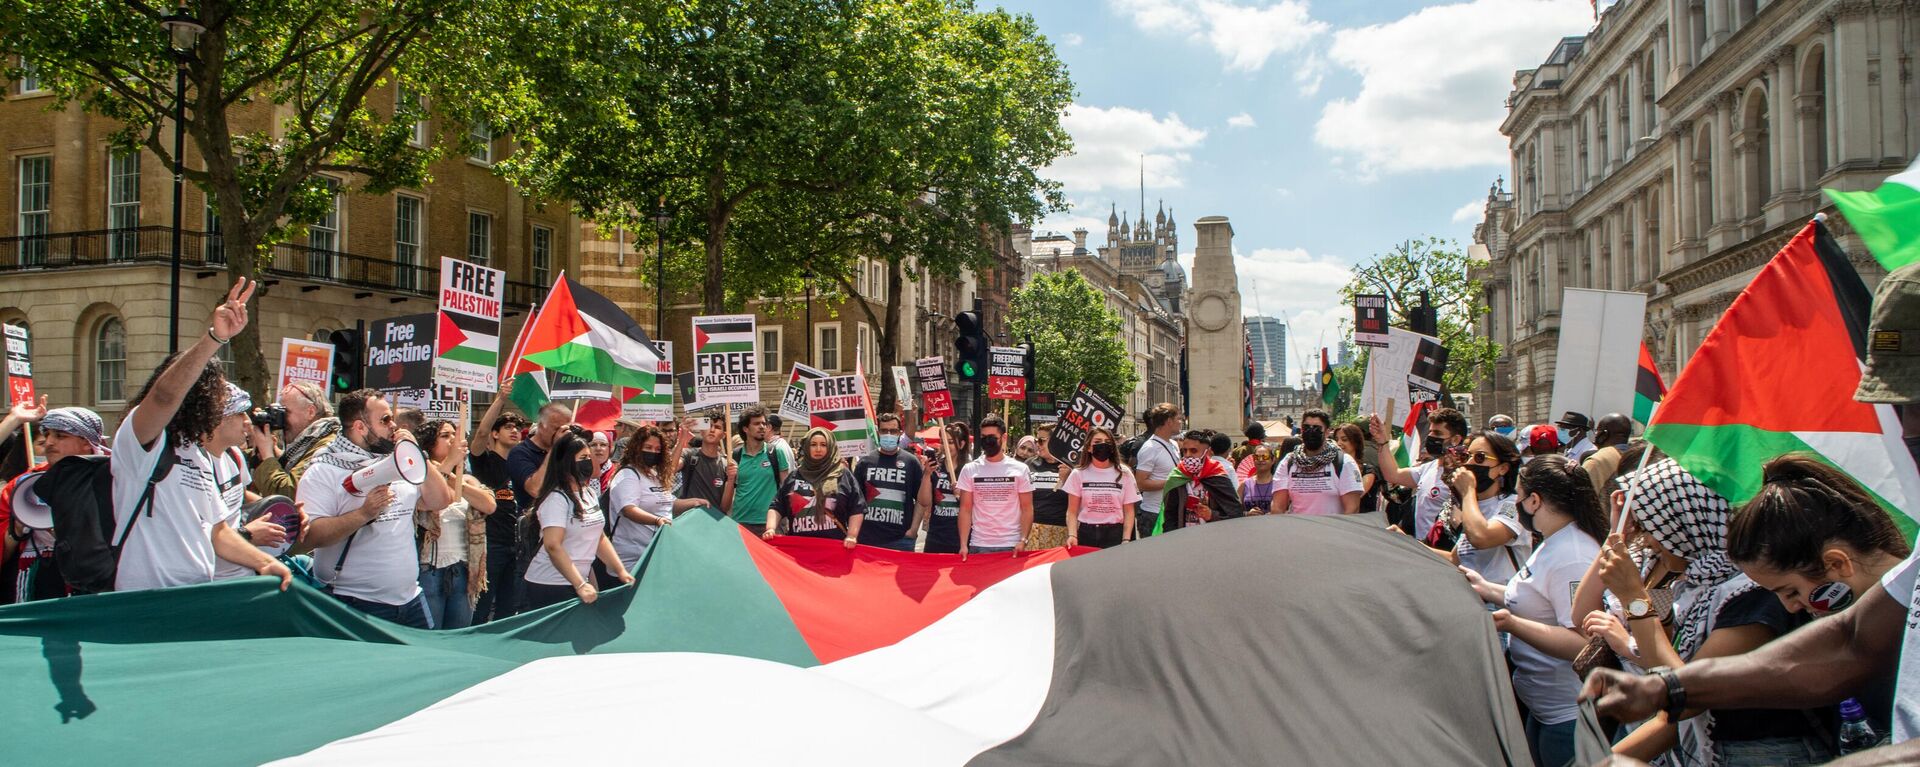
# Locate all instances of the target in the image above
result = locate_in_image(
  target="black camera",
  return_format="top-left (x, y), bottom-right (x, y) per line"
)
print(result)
top-left (249, 404), bottom-right (288, 430)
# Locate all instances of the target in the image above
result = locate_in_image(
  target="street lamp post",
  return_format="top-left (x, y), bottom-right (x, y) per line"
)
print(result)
top-left (650, 198), bottom-right (670, 337)
top-left (161, 3), bottom-right (203, 354)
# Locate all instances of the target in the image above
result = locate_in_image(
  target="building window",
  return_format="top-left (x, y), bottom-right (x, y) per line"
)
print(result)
top-left (394, 195), bottom-right (423, 290)
top-left (203, 196), bottom-right (224, 264)
top-left (17, 155), bottom-right (49, 265)
top-left (857, 322), bottom-right (874, 371)
top-left (468, 120), bottom-right (492, 164)
top-left (531, 225), bottom-right (552, 286)
top-left (16, 59), bottom-right (40, 95)
top-left (107, 150), bottom-right (140, 260)
top-left (760, 327), bottom-right (782, 375)
top-left (96, 318), bottom-right (126, 403)
top-left (467, 211), bottom-right (492, 266)
top-left (399, 86), bottom-right (428, 148)
top-left (307, 177), bottom-right (341, 277)
top-left (870, 262), bottom-right (885, 302)
top-left (815, 323), bottom-right (840, 372)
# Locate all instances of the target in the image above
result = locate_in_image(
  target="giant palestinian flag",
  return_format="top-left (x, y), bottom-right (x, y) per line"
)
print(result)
top-left (2, 514), bottom-right (1530, 765)
top-left (1646, 222), bottom-right (1920, 540)
top-left (520, 275), bottom-right (663, 391)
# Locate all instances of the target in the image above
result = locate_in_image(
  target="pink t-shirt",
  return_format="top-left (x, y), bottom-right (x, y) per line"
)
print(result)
top-left (1061, 464), bottom-right (1141, 525)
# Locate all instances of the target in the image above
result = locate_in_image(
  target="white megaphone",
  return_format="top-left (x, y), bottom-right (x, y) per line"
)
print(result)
top-left (343, 439), bottom-right (429, 496)
top-left (10, 470), bottom-right (52, 531)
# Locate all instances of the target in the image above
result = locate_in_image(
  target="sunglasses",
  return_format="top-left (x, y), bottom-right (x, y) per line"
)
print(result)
top-left (1466, 450), bottom-right (1503, 464)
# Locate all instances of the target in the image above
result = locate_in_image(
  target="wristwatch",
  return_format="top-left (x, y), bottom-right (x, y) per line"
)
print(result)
top-left (1649, 666), bottom-right (1686, 719)
top-left (1626, 598), bottom-right (1654, 621)
top-left (238, 525), bottom-right (254, 543)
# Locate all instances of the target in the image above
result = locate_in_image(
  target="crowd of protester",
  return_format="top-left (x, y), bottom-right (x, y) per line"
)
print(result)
top-left (1, 275), bottom-right (1918, 766)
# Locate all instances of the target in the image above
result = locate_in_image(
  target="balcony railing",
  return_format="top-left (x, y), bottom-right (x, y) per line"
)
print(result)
top-left (0, 226), bottom-right (541, 309)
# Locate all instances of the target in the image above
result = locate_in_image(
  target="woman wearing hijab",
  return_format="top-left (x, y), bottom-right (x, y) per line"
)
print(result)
top-left (1592, 458), bottom-right (1827, 766)
top-left (522, 431), bottom-right (631, 611)
top-left (766, 428), bottom-right (864, 547)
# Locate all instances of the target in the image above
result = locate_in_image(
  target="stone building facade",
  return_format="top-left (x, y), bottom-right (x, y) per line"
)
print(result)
top-left (0, 66), bottom-right (571, 424)
top-left (1028, 223), bottom-right (1183, 434)
top-left (1475, 0), bottom-right (1917, 423)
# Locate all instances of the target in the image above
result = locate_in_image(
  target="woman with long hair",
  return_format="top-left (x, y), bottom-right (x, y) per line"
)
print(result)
top-left (606, 423), bottom-right (711, 571)
top-left (1240, 442), bottom-right (1281, 516)
top-left (1063, 428), bottom-right (1139, 548)
top-left (1335, 422), bottom-right (1382, 514)
top-left (414, 419), bottom-right (496, 629)
top-left (1460, 454), bottom-right (1607, 767)
top-left (1437, 431), bottom-right (1530, 583)
top-left (1592, 458), bottom-right (1829, 766)
top-left (766, 428), bottom-right (863, 543)
top-left (921, 423), bottom-right (971, 554)
top-left (522, 431), bottom-right (631, 610)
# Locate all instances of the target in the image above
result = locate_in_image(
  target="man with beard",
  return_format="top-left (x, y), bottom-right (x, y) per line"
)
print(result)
top-left (1271, 409), bottom-right (1363, 515)
top-left (296, 388), bottom-right (455, 627)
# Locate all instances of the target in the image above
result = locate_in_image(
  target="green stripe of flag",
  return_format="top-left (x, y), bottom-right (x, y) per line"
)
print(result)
top-left (1826, 172), bottom-right (1920, 271)
top-left (698, 341), bottom-right (756, 354)
top-left (1647, 421), bottom-right (1920, 541)
top-left (525, 342), bottom-right (657, 390)
top-left (439, 345), bottom-right (498, 367)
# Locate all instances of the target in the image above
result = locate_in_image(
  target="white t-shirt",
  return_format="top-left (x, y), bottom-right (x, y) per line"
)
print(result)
top-left (1453, 494), bottom-right (1532, 584)
top-left (524, 491), bottom-right (607, 586)
top-left (298, 452), bottom-right (426, 606)
top-left (419, 500), bottom-right (473, 570)
top-left (211, 449), bottom-right (265, 581)
top-left (1061, 464), bottom-right (1141, 525)
top-left (1134, 435), bottom-right (1180, 517)
top-left (957, 456), bottom-right (1032, 548)
top-left (1505, 525), bottom-right (1602, 725)
top-left (1274, 450), bottom-right (1364, 516)
top-left (1411, 461), bottom-right (1451, 541)
top-left (1878, 553), bottom-right (1920, 742)
top-left (111, 408), bottom-right (228, 592)
top-left (607, 467), bottom-right (672, 569)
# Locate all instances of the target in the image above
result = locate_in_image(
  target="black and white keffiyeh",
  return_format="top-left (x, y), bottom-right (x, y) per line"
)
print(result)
top-left (281, 417), bottom-right (342, 470)
top-left (311, 431), bottom-right (380, 473)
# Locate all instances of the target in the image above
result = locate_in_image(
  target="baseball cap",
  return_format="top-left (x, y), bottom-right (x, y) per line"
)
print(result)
top-left (1855, 262), bottom-right (1920, 404)
top-left (39, 407), bottom-right (107, 447)
top-left (1524, 424), bottom-right (1561, 452)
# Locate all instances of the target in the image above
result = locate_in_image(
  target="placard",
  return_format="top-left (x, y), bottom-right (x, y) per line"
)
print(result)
top-left (891, 365), bottom-right (913, 408)
top-left (626, 340), bottom-right (673, 421)
top-left (780, 362), bottom-right (828, 423)
top-left (915, 356), bottom-right (953, 418)
top-left (4, 323), bottom-right (33, 407)
top-left (1407, 336), bottom-right (1450, 400)
top-left (1357, 327), bottom-right (1441, 417)
top-left (390, 384), bottom-right (471, 418)
top-left (1046, 381), bottom-right (1122, 464)
top-left (807, 374), bottom-right (872, 458)
top-left (988, 346), bottom-right (1027, 400)
top-left (692, 314), bottom-right (759, 404)
top-left (551, 372), bottom-right (613, 400)
top-left (433, 257), bottom-right (505, 392)
top-left (1550, 288), bottom-right (1649, 424)
top-left (276, 338), bottom-right (335, 395)
top-left (1027, 391), bottom-right (1059, 423)
top-left (1355, 294), bottom-right (1389, 348)
top-left (365, 313), bottom-right (437, 392)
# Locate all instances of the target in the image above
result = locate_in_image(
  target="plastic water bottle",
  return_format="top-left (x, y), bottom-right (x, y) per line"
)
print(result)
top-left (1837, 698), bottom-right (1878, 755)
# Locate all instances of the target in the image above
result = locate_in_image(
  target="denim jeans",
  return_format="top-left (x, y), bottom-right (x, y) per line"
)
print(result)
top-left (472, 545), bottom-right (522, 624)
top-left (332, 592), bottom-right (433, 629)
top-left (968, 545), bottom-right (1015, 554)
top-left (1524, 714), bottom-right (1575, 767)
top-left (1715, 735), bottom-right (1834, 767)
top-left (418, 562), bottom-right (472, 630)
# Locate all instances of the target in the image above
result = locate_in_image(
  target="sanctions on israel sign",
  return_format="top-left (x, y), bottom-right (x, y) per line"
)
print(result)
top-left (692, 314), bottom-right (758, 404)
top-left (433, 257), bottom-right (505, 392)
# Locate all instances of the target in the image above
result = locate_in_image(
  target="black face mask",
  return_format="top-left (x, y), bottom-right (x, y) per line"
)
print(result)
top-left (1423, 435), bottom-right (1445, 458)
top-left (980, 435), bottom-right (1003, 457)
top-left (1516, 494), bottom-right (1538, 533)
top-left (639, 450), bottom-right (663, 467)
top-left (573, 458), bottom-right (594, 480)
top-left (1466, 462), bottom-right (1499, 494)
top-left (1090, 442), bottom-right (1116, 463)
top-left (1300, 425), bottom-right (1325, 451)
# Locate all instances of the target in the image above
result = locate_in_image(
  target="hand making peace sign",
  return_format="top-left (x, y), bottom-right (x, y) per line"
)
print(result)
top-left (210, 277), bottom-right (256, 343)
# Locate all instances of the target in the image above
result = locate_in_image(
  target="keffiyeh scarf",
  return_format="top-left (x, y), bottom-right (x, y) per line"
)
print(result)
top-left (311, 432), bottom-right (380, 473)
top-left (282, 417), bottom-right (342, 470)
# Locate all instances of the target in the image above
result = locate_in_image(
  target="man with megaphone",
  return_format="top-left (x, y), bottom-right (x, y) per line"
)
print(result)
top-left (294, 388), bottom-right (455, 628)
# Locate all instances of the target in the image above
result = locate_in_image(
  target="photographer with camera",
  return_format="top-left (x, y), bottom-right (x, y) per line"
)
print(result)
top-left (249, 380), bottom-right (337, 499)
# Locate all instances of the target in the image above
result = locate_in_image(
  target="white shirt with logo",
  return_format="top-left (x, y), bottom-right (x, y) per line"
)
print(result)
top-left (1274, 450), bottom-right (1363, 516)
top-left (1061, 464), bottom-right (1141, 525)
top-left (111, 409), bottom-right (229, 592)
top-left (1505, 525), bottom-right (1601, 725)
top-left (1412, 461), bottom-right (1451, 541)
top-left (957, 456), bottom-right (1032, 548)
top-left (524, 491), bottom-right (608, 586)
top-left (298, 454), bottom-right (426, 606)
top-left (1134, 435), bottom-right (1180, 518)
top-left (607, 467), bottom-right (672, 569)
top-left (211, 449), bottom-right (266, 581)
top-left (1878, 553), bottom-right (1920, 742)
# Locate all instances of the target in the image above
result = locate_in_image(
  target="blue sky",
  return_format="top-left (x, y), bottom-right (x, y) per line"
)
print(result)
top-left (994, 0), bottom-right (1597, 383)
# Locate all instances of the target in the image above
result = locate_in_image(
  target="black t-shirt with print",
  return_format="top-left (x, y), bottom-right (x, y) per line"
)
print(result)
top-left (773, 472), bottom-right (863, 539)
top-left (1703, 589), bottom-right (1819, 742)
top-left (678, 450), bottom-right (729, 509)
top-left (924, 463), bottom-right (961, 553)
top-left (470, 450), bottom-right (520, 548)
top-left (1026, 457), bottom-right (1069, 527)
top-left (853, 451), bottom-right (925, 545)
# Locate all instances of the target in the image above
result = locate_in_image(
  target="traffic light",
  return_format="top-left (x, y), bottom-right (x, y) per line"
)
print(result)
top-left (1409, 290), bottom-right (1438, 336)
top-left (327, 328), bottom-right (364, 394)
top-left (1021, 336), bottom-right (1035, 383)
top-left (953, 310), bottom-right (989, 383)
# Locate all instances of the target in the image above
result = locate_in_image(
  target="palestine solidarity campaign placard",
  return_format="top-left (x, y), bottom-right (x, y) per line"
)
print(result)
top-left (434, 257), bottom-right (505, 392)
top-left (808, 374), bottom-right (871, 458)
top-left (693, 314), bottom-right (758, 404)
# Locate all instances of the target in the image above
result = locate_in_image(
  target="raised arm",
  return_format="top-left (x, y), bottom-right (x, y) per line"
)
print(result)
top-left (1368, 414), bottom-right (1416, 489)
top-left (470, 378), bottom-right (512, 456)
top-left (133, 279), bottom-right (255, 448)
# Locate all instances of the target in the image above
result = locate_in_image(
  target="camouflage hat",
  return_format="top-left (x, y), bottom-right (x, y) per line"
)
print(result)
top-left (1855, 262), bottom-right (1920, 404)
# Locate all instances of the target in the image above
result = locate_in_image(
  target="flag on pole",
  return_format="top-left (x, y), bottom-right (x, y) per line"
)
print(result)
top-left (1646, 221), bottom-right (1920, 541)
top-left (520, 274), bottom-right (663, 391)
top-left (1633, 342), bottom-right (1666, 425)
top-left (1825, 156), bottom-right (1920, 270)
top-left (1319, 348), bottom-right (1339, 406)
top-left (503, 303), bottom-right (550, 416)
top-left (1393, 400), bottom-right (1434, 470)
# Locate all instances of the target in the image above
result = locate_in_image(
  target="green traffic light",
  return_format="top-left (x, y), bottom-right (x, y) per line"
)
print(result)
top-left (959, 361), bottom-right (977, 377)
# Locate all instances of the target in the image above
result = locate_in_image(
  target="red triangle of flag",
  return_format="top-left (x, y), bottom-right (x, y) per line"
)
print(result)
top-left (436, 311), bottom-right (469, 356)
top-left (695, 326), bottom-right (712, 351)
top-left (810, 414), bottom-right (837, 431)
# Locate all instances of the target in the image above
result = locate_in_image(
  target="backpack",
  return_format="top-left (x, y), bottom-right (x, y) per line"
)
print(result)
top-left (35, 441), bottom-right (179, 594)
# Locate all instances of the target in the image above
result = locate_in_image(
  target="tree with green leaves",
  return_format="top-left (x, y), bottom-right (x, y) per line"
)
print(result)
top-left (1335, 236), bottom-right (1499, 421)
top-left (0, 0), bottom-right (511, 394)
top-left (1007, 270), bottom-right (1138, 429)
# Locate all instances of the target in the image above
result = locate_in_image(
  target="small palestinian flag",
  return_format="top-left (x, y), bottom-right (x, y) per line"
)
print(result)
top-left (1633, 342), bottom-right (1665, 425)
top-left (1825, 155), bottom-right (1920, 270)
top-left (521, 274), bottom-right (663, 391)
top-left (435, 308), bottom-right (497, 369)
top-left (1647, 221), bottom-right (1920, 541)
top-left (503, 304), bottom-right (550, 417)
top-left (693, 316), bottom-right (756, 354)
top-left (3, 514), bottom-right (1531, 765)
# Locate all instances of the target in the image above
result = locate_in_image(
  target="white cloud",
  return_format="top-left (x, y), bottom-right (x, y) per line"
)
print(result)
top-left (1178, 246), bottom-right (1355, 383)
top-left (1044, 103), bottom-right (1207, 194)
top-left (1108, 0), bottom-right (1327, 73)
top-left (1313, 0), bottom-right (1590, 177)
top-left (1060, 32), bottom-right (1084, 46)
top-left (1226, 112), bottom-right (1256, 129)
top-left (1451, 198), bottom-right (1485, 223)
